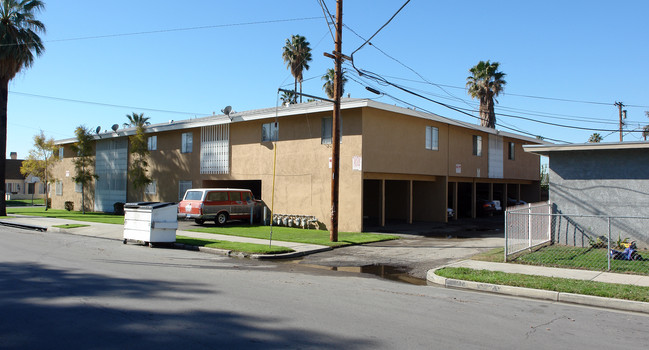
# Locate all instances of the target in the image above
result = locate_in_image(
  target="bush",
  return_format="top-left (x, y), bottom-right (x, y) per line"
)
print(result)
top-left (113, 202), bottom-right (125, 215)
top-left (64, 201), bottom-right (74, 211)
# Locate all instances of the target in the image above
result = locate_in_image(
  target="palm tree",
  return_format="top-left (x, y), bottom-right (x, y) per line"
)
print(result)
top-left (123, 112), bottom-right (150, 128)
top-left (588, 133), bottom-right (603, 143)
top-left (643, 111), bottom-right (649, 141)
top-left (322, 68), bottom-right (347, 100)
top-left (466, 60), bottom-right (506, 128)
top-left (0, 0), bottom-right (46, 216)
top-left (282, 34), bottom-right (312, 103)
top-left (280, 91), bottom-right (296, 106)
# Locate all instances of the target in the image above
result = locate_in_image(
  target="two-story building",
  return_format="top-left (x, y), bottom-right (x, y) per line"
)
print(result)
top-left (52, 99), bottom-right (544, 232)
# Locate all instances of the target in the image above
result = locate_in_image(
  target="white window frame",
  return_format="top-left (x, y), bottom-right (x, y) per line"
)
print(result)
top-left (425, 126), bottom-right (439, 151)
top-left (145, 180), bottom-right (157, 195)
top-left (147, 136), bottom-right (157, 151)
top-left (473, 135), bottom-right (482, 156)
top-left (59, 147), bottom-right (64, 159)
top-left (181, 132), bottom-right (193, 153)
top-left (508, 142), bottom-right (515, 160)
top-left (75, 182), bottom-right (82, 193)
top-left (321, 117), bottom-right (342, 144)
top-left (261, 122), bottom-right (279, 142)
top-left (55, 181), bottom-right (63, 196)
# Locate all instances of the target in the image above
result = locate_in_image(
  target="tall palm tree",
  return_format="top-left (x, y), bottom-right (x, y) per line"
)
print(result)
top-left (644, 111), bottom-right (649, 141)
top-left (123, 112), bottom-right (150, 128)
top-left (466, 60), bottom-right (506, 128)
top-left (280, 91), bottom-right (296, 106)
top-left (0, 0), bottom-right (46, 216)
top-left (282, 34), bottom-right (312, 103)
top-left (322, 68), bottom-right (347, 100)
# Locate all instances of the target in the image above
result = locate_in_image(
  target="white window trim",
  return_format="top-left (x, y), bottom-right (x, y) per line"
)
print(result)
top-left (425, 126), bottom-right (439, 151)
top-left (145, 180), bottom-right (157, 194)
top-left (473, 135), bottom-right (482, 156)
top-left (321, 116), bottom-right (342, 145)
top-left (181, 132), bottom-right (193, 153)
top-left (75, 182), bottom-right (82, 193)
top-left (55, 181), bottom-right (63, 196)
top-left (148, 136), bottom-right (157, 151)
top-left (261, 122), bottom-right (279, 142)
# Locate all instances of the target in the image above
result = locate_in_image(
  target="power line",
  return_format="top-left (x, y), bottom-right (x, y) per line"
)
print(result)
top-left (0, 16), bottom-right (323, 46)
top-left (9, 91), bottom-right (209, 116)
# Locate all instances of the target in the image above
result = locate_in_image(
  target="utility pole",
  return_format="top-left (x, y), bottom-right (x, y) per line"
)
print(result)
top-left (329, 0), bottom-right (343, 242)
top-left (615, 101), bottom-right (625, 142)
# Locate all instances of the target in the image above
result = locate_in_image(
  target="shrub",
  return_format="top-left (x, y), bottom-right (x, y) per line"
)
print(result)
top-left (64, 201), bottom-right (74, 211)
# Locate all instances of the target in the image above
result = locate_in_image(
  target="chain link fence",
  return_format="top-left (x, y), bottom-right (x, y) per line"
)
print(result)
top-left (505, 202), bottom-right (649, 275)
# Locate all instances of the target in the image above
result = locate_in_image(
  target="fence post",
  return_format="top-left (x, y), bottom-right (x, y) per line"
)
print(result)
top-left (504, 210), bottom-right (508, 262)
top-left (607, 217), bottom-right (611, 271)
top-left (528, 203), bottom-right (532, 250)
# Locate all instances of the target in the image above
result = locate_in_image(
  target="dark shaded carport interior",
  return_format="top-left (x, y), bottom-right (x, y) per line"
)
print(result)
top-left (362, 178), bottom-right (446, 231)
top-left (202, 180), bottom-right (262, 200)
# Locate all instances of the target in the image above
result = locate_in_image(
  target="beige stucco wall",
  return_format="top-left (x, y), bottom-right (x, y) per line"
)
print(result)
top-left (50, 144), bottom-right (96, 212)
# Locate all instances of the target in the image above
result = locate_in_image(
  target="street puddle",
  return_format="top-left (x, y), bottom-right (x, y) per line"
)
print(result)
top-left (282, 261), bottom-right (428, 285)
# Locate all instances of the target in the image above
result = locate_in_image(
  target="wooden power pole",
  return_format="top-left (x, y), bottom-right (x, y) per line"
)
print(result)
top-left (329, 0), bottom-right (343, 242)
top-left (615, 101), bottom-right (625, 142)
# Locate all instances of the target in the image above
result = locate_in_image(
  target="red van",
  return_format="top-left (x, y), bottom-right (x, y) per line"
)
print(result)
top-left (177, 188), bottom-right (259, 225)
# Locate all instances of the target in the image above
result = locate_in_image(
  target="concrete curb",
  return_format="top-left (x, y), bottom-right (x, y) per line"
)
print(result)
top-left (427, 267), bottom-right (649, 314)
top-left (0, 220), bottom-right (47, 232)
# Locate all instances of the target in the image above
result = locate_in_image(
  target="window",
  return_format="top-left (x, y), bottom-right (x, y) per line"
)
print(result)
top-left (147, 136), bottom-right (157, 151)
top-left (55, 181), bottom-right (63, 196)
top-left (261, 122), bottom-right (279, 142)
top-left (181, 132), bottom-right (193, 153)
top-left (75, 182), bottom-right (82, 193)
top-left (425, 126), bottom-right (439, 150)
top-left (206, 191), bottom-right (228, 201)
top-left (473, 135), bottom-right (482, 156)
top-left (321, 117), bottom-right (342, 144)
top-left (145, 180), bottom-right (156, 194)
top-left (508, 142), bottom-right (515, 160)
top-left (178, 180), bottom-right (192, 200)
top-left (59, 147), bottom-right (64, 159)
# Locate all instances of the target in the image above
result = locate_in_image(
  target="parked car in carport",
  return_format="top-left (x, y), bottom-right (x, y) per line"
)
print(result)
top-left (507, 197), bottom-right (527, 207)
top-left (477, 199), bottom-right (502, 215)
top-left (177, 188), bottom-right (261, 225)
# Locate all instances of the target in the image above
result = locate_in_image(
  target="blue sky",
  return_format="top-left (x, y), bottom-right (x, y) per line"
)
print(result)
top-left (6, 0), bottom-right (649, 158)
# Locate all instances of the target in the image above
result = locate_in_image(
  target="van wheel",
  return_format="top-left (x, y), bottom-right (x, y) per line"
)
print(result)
top-left (215, 212), bottom-right (228, 225)
top-left (194, 219), bottom-right (204, 225)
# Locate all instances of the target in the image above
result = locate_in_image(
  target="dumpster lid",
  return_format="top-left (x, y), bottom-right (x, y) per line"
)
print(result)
top-left (124, 202), bottom-right (177, 209)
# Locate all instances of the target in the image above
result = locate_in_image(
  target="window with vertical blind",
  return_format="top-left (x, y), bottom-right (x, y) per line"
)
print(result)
top-left (178, 180), bottom-right (192, 200)
top-left (147, 136), bottom-right (157, 151)
top-left (181, 132), bottom-right (193, 153)
top-left (261, 122), bottom-right (278, 142)
top-left (473, 135), bottom-right (482, 156)
top-left (425, 126), bottom-right (439, 150)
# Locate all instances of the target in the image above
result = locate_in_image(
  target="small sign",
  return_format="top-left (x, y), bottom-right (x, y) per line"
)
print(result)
top-left (329, 157), bottom-right (332, 169)
top-left (66, 170), bottom-right (70, 177)
top-left (455, 164), bottom-right (461, 174)
top-left (352, 156), bottom-right (362, 171)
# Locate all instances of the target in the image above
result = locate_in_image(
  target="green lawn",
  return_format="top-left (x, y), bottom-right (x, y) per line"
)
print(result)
top-left (7, 207), bottom-right (124, 225)
top-left (436, 267), bottom-right (649, 303)
top-left (176, 236), bottom-right (294, 254)
top-left (6, 199), bottom-right (45, 206)
top-left (52, 224), bottom-right (90, 229)
top-left (188, 225), bottom-right (399, 247)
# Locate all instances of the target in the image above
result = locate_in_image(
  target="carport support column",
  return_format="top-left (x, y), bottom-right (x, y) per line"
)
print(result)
top-left (488, 183), bottom-right (494, 216)
top-left (452, 182), bottom-right (458, 220)
top-left (408, 180), bottom-right (413, 224)
top-left (381, 179), bottom-right (385, 227)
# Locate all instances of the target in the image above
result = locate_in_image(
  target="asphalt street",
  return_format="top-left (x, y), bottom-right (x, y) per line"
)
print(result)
top-left (2, 226), bottom-right (649, 349)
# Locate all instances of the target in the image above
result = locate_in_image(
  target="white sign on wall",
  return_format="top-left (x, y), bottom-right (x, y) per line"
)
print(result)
top-left (455, 164), bottom-right (461, 174)
top-left (65, 170), bottom-right (70, 177)
top-left (352, 156), bottom-right (362, 171)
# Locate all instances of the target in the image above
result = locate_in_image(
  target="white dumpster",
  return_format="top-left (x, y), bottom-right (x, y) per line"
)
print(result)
top-left (123, 202), bottom-right (178, 246)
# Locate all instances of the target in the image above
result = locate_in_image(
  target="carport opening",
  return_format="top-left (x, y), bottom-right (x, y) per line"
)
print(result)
top-left (202, 180), bottom-right (262, 200)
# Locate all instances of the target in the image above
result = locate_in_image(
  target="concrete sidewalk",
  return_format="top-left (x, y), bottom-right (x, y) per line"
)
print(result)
top-left (0, 215), bottom-right (331, 259)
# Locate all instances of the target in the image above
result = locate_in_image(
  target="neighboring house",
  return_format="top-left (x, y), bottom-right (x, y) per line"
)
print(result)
top-left (524, 142), bottom-right (649, 247)
top-left (5, 152), bottom-right (46, 200)
top-left (52, 99), bottom-right (543, 232)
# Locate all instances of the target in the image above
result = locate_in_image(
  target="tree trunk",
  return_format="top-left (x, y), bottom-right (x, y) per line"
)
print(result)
top-left (0, 78), bottom-right (9, 216)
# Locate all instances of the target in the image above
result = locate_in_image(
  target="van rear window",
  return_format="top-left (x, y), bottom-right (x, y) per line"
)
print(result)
top-left (184, 191), bottom-right (203, 201)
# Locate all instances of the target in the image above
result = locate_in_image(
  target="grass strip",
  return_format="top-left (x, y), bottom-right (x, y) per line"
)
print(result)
top-left (7, 207), bottom-right (124, 225)
top-left (176, 235), bottom-right (294, 254)
top-left (188, 225), bottom-right (399, 247)
top-left (436, 267), bottom-right (649, 303)
top-left (53, 224), bottom-right (90, 229)
top-left (6, 199), bottom-right (45, 207)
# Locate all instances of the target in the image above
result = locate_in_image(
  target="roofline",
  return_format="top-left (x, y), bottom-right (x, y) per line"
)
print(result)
top-left (54, 98), bottom-right (549, 146)
top-left (524, 141), bottom-right (649, 156)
